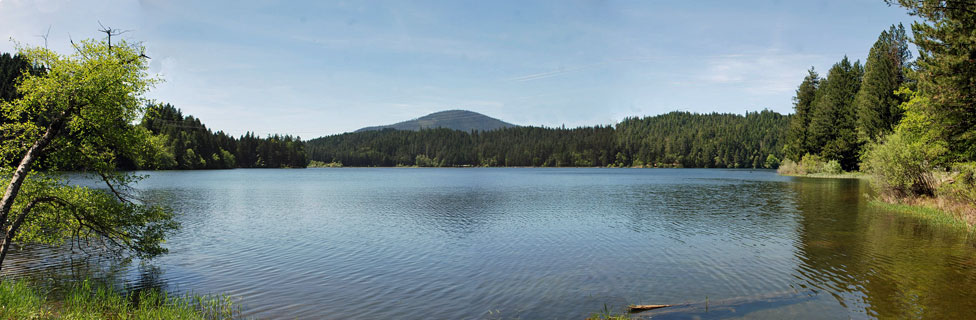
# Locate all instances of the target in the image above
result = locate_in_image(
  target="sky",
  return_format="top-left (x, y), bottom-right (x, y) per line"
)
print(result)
top-left (0, 0), bottom-right (917, 137)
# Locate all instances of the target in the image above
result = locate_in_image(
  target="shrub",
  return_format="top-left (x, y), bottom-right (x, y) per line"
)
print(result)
top-left (861, 131), bottom-right (935, 197)
top-left (937, 162), bottom-right (976, 205)
top-left (823, 160), bottom-right (843, 174)
top-left (776, 158), bottom-right (802, 175)
top-left (800, 154), bottom-right (825, 174)
top-left (764, 154), bottom-right (781, 169)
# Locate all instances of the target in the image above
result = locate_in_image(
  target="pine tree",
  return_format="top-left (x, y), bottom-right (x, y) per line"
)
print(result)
top-left (855, 24), bottom-right (912, 144)
top-left (785, 68), bottom-right (820, 161)
top-left (808, 57), bottom-right (864, 170)
top-left (888, 0), bottom-right (976, 162)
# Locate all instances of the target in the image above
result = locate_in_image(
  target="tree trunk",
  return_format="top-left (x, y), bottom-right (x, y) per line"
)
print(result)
top-left (0, 198), bottom-right (48, 274)
top-left (0, 114), bottom-right (66, 274)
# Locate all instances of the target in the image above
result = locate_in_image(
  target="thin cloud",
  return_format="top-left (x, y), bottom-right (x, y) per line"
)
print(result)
top-left (508, 56), bottom-right (658, 82)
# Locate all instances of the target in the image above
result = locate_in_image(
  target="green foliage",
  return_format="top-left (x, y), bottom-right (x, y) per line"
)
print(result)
top-left (139, 103), bottom-right (308, 169)
top-left (891, 87), bottom-right (949, 162)
top-left (938, 162), bottom-right (976, 206)
top-left (1, 170), bottom-right (177, 258)
top-left (823, 160), bottom-right (843, 175)
top-left (133, 127), bottom-right (177, 170)
top-left (855, 24), bottom-right (912, 143)
top-left (0, 38), bottom-right (177, 269)
top-left (0, 279), bottom-right (240, 319)
top-left (0, 53), bottom-right (43, 105)
top-left (617, 110), bottom-right (789, 168)
top-left (800, 154), bottom-right (826, 174)
top-left (807, 57), bottom-right (864, 171)
top-left (869, 200), bottom-right (971, 230)
top-left (1, 39), bottom-right (157, 171)
top-left (219, 149), bottom-right (236, 168)
top-left (307, 160), bottom-right (343, 168)
top-left (308, 110), bottom-right (789, 168)
top-left (785, 68), bottom-right (820, 161)
top-left (0, 280), bottom-right (44, 318)
top-left (889, 0), bottom-right (976, 162)
top-left (764, 154), bottom-right (781, 169)
top-left (861, 130), bottom-right (935, 197)
top-left (414, 154), bottom-right (443, 167)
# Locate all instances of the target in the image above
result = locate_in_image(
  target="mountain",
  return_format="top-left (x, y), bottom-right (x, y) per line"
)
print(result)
top-left (355, 110), bottom-right (515, 132)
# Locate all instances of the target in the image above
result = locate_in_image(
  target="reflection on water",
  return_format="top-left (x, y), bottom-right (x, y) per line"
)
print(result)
top-left (790, 177), bottom-right (976, 319)
top-left (2, 169), bottom-right (975, 319)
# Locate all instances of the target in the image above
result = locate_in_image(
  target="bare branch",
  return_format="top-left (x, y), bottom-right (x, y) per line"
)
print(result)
top-left (98, 172), bottom-right (134, 204)
top-left (36, 25), bottom-right (52, 49)
top-left (97, 21), bottom-right (132, 52)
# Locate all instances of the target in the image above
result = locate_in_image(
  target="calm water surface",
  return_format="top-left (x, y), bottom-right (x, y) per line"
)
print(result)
top-left (4, 168), bottom-right (976, 319)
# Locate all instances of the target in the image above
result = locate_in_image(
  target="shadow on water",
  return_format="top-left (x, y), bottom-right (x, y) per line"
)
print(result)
top-left (1, 244), bottom-right (169, 298)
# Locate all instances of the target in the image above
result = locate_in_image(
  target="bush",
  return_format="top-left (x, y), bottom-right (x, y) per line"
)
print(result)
top-left (764, 154), bottom-right (781, 169)
top-left (937, 162), bottom-right (976, 205)
top-left (823, 160), bottom-right (843, 174)
top-left (800, 154), bottom-right (825, 174)
top-left (862, 131), bottom-right (935, 197)
top-left (776, 158), bottom-right (802, 175)
top-left (308, 160), bottom-right (343, 168)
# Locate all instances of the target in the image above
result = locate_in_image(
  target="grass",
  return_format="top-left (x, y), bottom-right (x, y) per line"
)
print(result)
top-left (585, 304), bottom-right (632, 320)
top-left (0, 279), bottom-right (241, 320)
top-left (779, 171), bottom-right (867, 180)
top-left (870, 199), bottom-right (975, 232)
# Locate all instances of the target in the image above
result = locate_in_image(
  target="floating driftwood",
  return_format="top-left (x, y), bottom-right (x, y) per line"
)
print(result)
top-left (628, 304), bottom-right (671, 312)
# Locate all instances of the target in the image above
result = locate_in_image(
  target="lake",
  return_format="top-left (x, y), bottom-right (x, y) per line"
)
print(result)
top-left (4, 168), bottom-right (976, 319)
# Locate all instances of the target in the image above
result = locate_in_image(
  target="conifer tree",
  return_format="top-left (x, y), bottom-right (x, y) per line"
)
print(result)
top-left (808, 57), bottom-right (864, 170)
top-left (785, 68), bottom-right (820, 161)
top-left (887, 0), bottom-right (976, 162)
top-left (855, 24), bottom-right (912, 144)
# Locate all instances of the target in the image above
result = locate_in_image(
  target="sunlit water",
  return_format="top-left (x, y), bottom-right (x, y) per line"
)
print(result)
top-left (4, 168), bottom-right (976, 319)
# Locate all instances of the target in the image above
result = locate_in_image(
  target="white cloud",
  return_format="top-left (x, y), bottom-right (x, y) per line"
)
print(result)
top-left (699, 51), bottom-right (827, 95)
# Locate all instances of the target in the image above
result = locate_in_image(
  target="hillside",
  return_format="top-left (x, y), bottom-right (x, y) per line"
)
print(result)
top-left (355, 110), bottom-right (515, 132)
top-left (307, 110), bottom-right (789, 168)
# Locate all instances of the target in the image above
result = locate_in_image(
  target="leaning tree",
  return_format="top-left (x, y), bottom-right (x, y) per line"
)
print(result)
top-left (0, 34), bottom-right (178, 273)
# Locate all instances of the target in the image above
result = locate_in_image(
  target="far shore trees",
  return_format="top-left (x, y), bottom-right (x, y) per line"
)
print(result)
top-left (0, 37), bottom-right (177, 273)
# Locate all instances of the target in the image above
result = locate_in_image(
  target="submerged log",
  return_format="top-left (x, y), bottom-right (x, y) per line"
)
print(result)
top-left (630, 289), bottom-right (816, 317)
top-left (628, 304), bottom-right (671, 312)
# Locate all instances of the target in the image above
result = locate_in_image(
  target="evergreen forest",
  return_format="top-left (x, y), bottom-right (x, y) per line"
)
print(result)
top-left (306, 110), bottom-right (789, 168)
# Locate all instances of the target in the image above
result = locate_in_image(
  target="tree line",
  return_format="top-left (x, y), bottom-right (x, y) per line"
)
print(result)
top-left (783, 0), bottom-right (976, 214)
top-left (306, 110), bottom-right (789, 168)
top-left (2, 54), bottom-right (308, 170)
top-left (138, 103), bottom-right (308, 169)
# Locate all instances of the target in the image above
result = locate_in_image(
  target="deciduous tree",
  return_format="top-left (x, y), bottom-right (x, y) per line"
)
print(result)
top-left (0, 37), bottom-right (177, 273)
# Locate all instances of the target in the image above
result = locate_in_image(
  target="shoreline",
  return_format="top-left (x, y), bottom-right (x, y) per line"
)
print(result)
top-left (779, 172), bottom-right (974, 230)
top-left (779, 172), bottom-right (867, 180)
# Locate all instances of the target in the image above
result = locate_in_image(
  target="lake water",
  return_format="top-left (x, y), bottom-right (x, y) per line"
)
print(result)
top-left (4, 168), bottom-right (976, 319)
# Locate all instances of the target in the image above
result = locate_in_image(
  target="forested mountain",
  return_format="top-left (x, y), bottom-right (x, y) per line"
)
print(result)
top-left (356, 110), bottom-right (515, 132)
top-left (139, 103), bottom-right (308, 169)
top-left (308, 110), bottom-right (789, 168)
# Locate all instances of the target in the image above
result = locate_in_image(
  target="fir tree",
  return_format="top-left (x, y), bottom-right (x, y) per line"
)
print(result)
top-left (855, 24), bottom-right (912, 144)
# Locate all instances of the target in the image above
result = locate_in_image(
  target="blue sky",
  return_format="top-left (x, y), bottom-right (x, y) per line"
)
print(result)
top-left (1, 0), bottom-right (916, 137)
